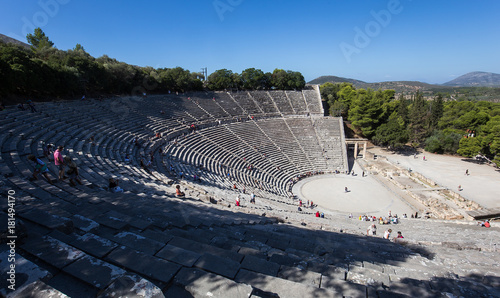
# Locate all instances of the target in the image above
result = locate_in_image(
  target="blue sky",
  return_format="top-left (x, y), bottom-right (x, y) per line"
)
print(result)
top-left (1, 0), bottom-right (499, 84)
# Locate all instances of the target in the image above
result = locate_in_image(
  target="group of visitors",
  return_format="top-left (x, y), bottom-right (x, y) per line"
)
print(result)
top-left (17, 100), bottom-right (37, 113)
top-left (28, 145), bottom-right (83, 187)
top-left (366, 224), bottom-right (404, 241)
top-left (355, 210), bottom-right (403, 226)
top-left (315, 211), bottom-right (324, 218)
top-left (234, 192), bottom-right (256, 207)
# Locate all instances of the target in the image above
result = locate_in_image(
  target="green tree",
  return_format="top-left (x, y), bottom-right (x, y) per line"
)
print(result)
top-left (373, 112), bottom-right (408, 148)
top-left (430, 94), bottom-right (444, 127)
top-left (206, 69), bottom-right (237, 90)
top-left (457, 137), bottom-right (482, 157)
top-left (425, 131), bottom-right (461, 154)
top-left (26, 27), bottom-right (54, 51)
top-left (408, 90), bottom-right (430, 146)
top-left (73, 43), bottom-right (86, 52)
top-left (271, 69), bottom-right (288, 89)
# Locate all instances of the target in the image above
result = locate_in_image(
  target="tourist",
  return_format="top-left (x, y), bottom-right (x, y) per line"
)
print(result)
top-left (316, 211), bottom-right (320, 217)
top-left (64, 156), bottom-right (83, 186)
top-left (17, 103), bottom-right (26, 111)
top-left (235, 195), bottom-right (240, 207)
top-left (54, 146), bottom-right (66, 181)
top-left (395, 231), bottom-right (404, 239)
top-left (175, 185), bottom-right (185, 197)
top-left (320, 212), bottom-right (324, 218)
top-left (384, 229), bottom-right (392, 239)
top-left (27, 100), bottom-right (37, 113)
top-left (345, 186), bottom-right (349, 192)
top-left (367, 224), bottom-right (377, 236)
top-left (43, 144), bottom-right (53, 161)
top-left (124, 154), bottom-right (130, 163)
top-left (27, 154), bottom-right (53, 184)
top-left (465, 169), bottom-right (469, 176)
top-left (478, 220), bottom-right (490, 228)
top-left (109, 178), bottom-right (124, 193)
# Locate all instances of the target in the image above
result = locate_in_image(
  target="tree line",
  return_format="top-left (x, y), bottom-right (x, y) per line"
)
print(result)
top-left (321, 82), bottom-right (500, 166)
top-left (206, 68), bottom-right (305, 91)
top-left (0, 28), bottom-right (305, 100)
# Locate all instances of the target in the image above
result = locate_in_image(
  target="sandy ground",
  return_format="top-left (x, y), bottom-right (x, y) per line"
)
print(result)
top-left (370, 148), bottom-right (500, 209)
top-left (293, 147), bottom-right (500, 217)
top-left (293, 162), bottom-right (414, 217)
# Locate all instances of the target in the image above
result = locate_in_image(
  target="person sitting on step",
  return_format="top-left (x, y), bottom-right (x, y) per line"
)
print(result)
top-left (109, 178), bottom-right (124, 193)
top-left (64, 156), bottom-right (83, 187)
top-left (176, 185), bottom-right (185, 197)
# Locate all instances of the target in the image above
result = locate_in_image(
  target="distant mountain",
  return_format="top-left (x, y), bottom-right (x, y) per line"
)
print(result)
top-left (308, 75), bottom-right (444, 93)
top-left (0, 33), bottom-right (30, 49)
top-left (308, 75), bottom-right (366, 85)
top-left (443, 72), bottom-right (500, 87)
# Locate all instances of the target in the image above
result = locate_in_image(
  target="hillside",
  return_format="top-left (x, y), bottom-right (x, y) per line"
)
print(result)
top-left (0, 33), bottom-right (30, 49)
top-left (308, 75), bottom-right (447, 94)
top-left (443, 71), bottom-right (500, 87)
top-left (309, 74), bottom-right (500, 101)
top-left (308, 75), bottom-right (366, 86)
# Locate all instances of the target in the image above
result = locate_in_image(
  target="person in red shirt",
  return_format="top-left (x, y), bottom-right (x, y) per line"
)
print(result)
top-left (316, 211), bottom-right (320, 217)
top-left (53, 146), bottom-right (65, 180)
top-left (175, 185), bottom-right (185, 197)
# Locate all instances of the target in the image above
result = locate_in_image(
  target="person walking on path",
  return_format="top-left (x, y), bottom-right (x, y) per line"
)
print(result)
top-left (27, 154), bottom-right (53, 184)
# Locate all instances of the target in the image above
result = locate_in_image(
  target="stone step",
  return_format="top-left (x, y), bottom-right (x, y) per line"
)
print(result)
top-left (62, 254), bottom-right (127, 290)
top-left (168, 236), bottom-right (244, 263)
top-left (0, 249), bottom-right (53, 298)
top-left (235, 269), bottom-right (335, 298)
top-left (174, 267), bottom-right (253, 298)
top-left (20, 234), bottom-right (85, 269)
top-left (106, 245), bottom-right (181, 284)
top-left (156, 244), bottom-right (201, 267)
top-left (17, 209), bottom-right (73, 234)
top-left (109, 231), bottom-right (165, 255)
top-left (97, 274), bottom-right (165, 298)
top-left (194, 253), bottom-right (241, 279)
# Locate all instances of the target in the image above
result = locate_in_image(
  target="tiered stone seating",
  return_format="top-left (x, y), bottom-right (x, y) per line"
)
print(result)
top-left (214, 92), bottom-right (244, 116)
top-left (268, 90), bottom-right (295, 115)
top-left (229, 91), bottom-right (263, 115)
top-left (248, 91), bottom-right (280, 115)
top-left (302, 87), bottom-right (323, 115)
top-left (1, 90), bottom-right (497, 297)
top-left (286, 90), bottom-right (309, 114)
top-left (313, 117), bottom-right (347, 169)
